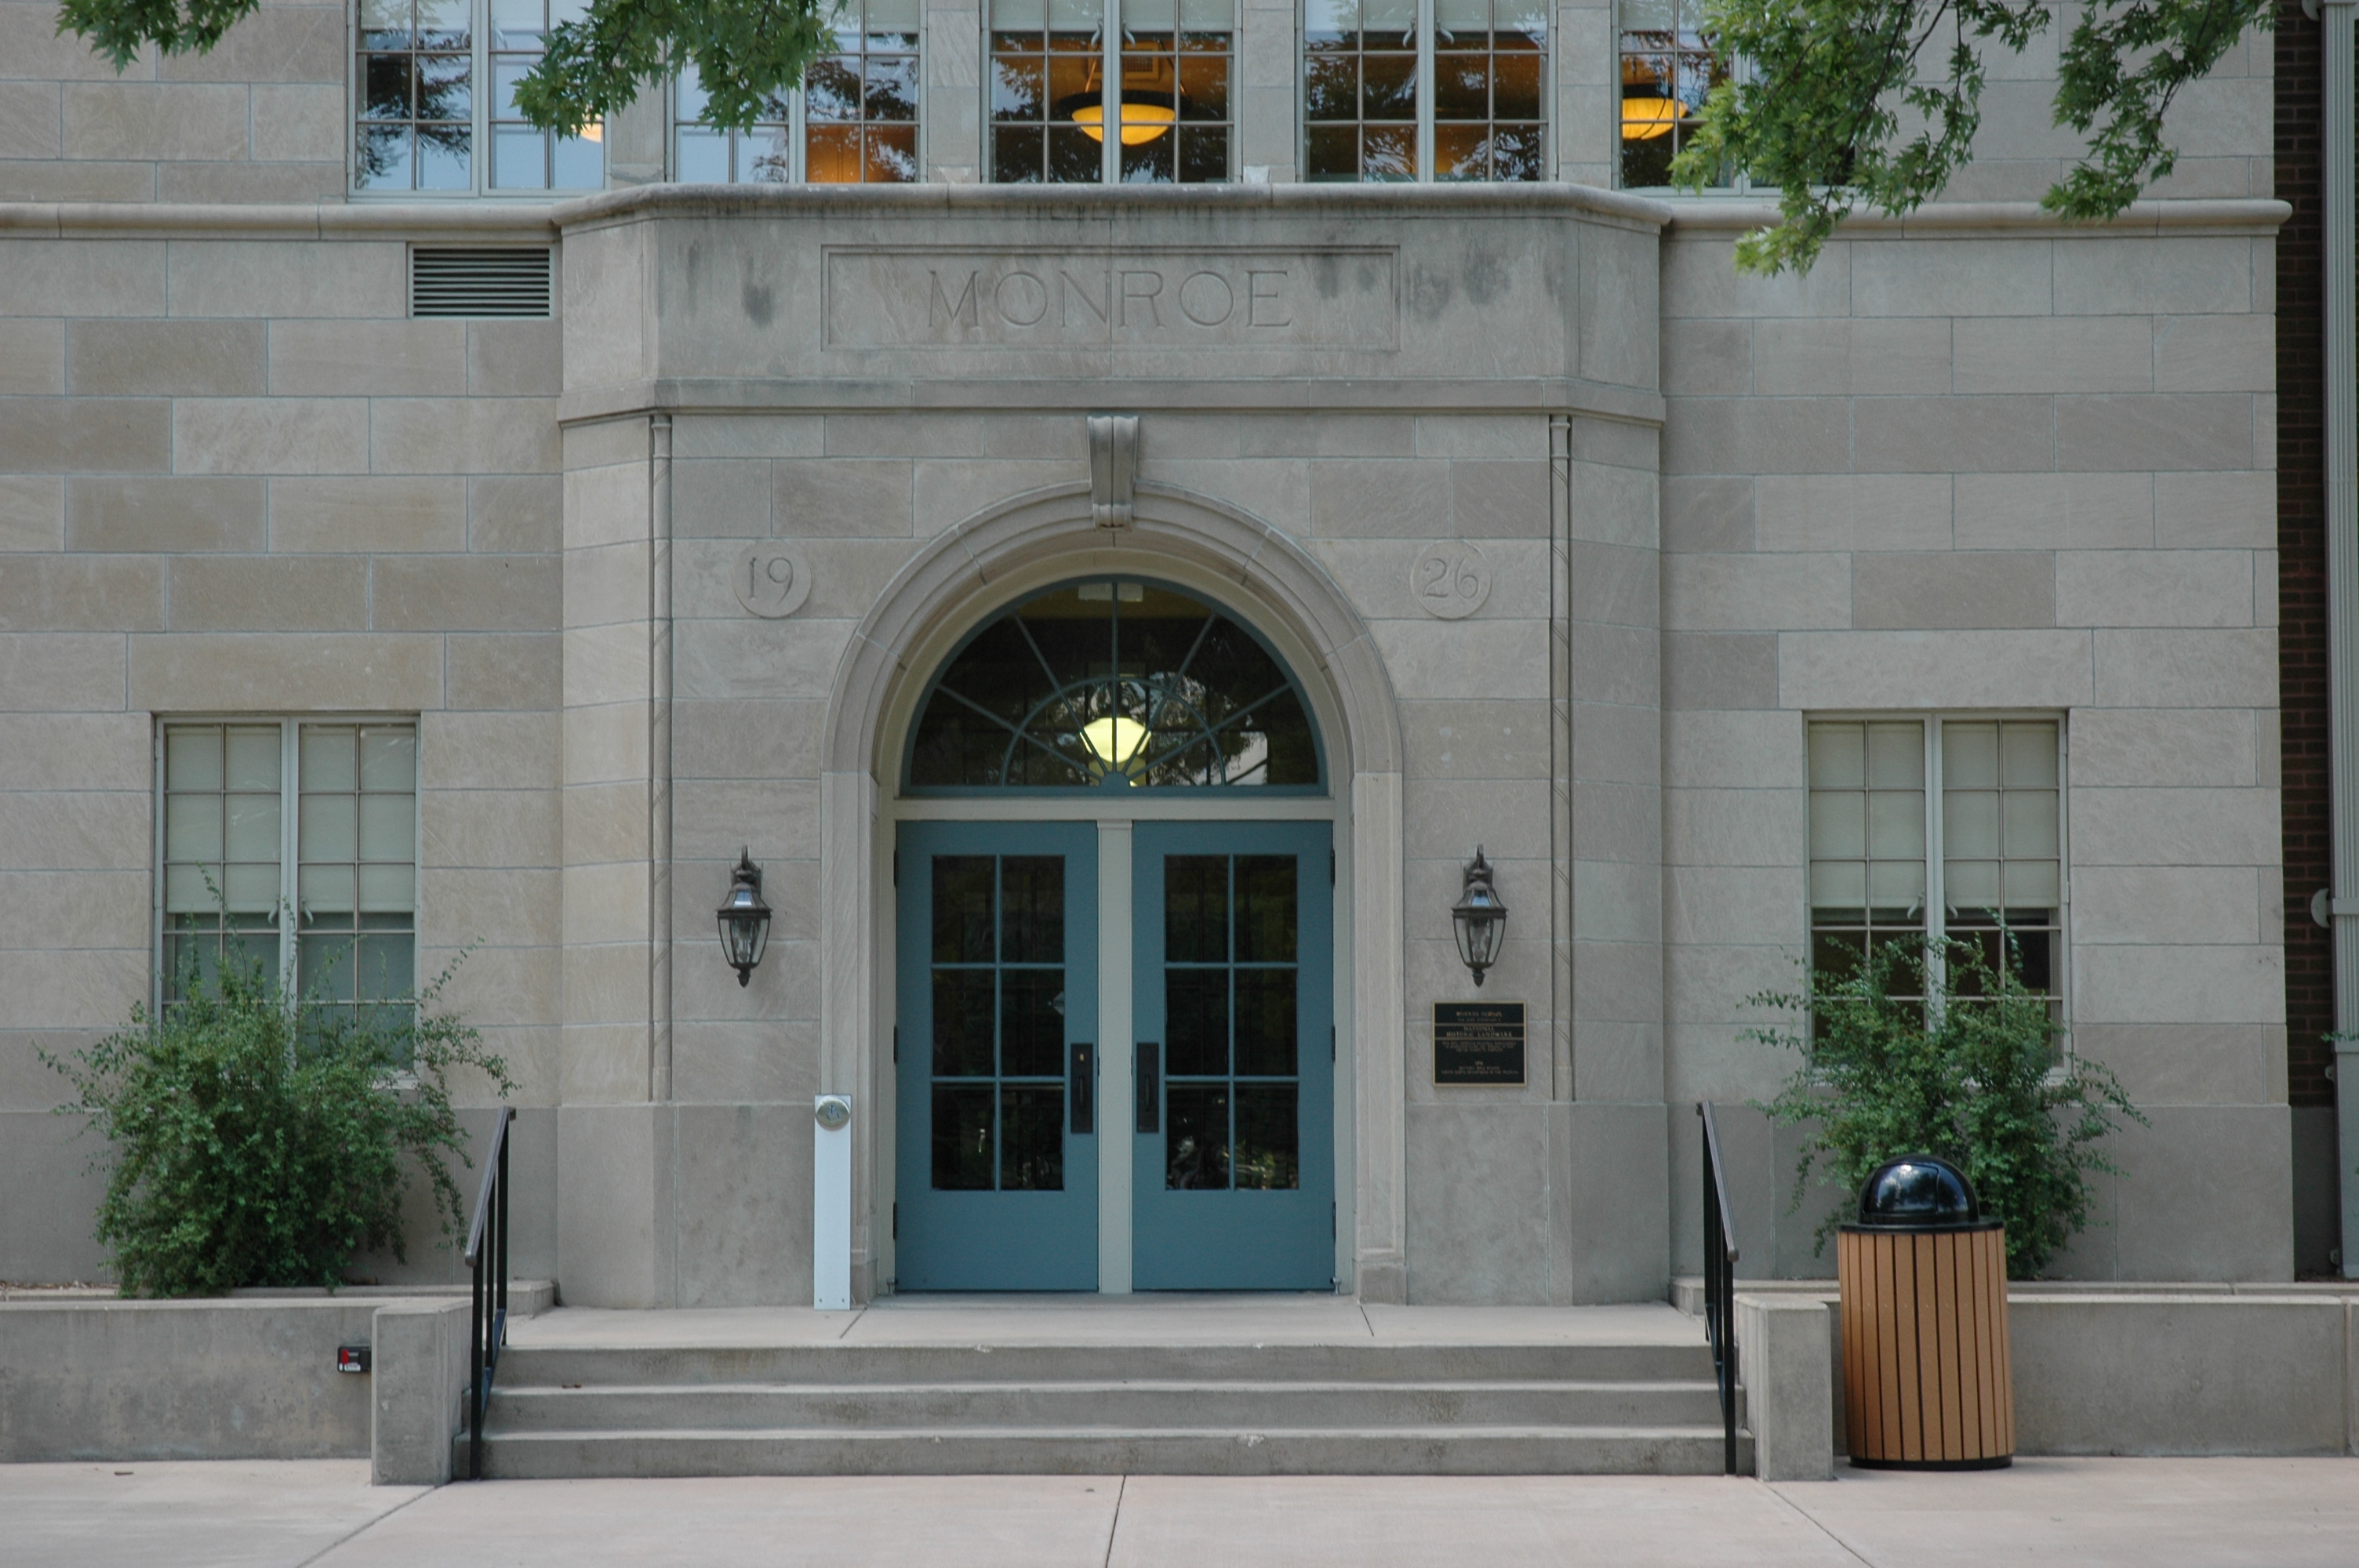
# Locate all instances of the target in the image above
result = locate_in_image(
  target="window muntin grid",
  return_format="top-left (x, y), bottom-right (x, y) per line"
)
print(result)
top-left (1162, 854), bottom-right (1303, 1191)
top-left (1808, 720), bottom-right (1928, 993)
top-left (1616, 0), bottom-right (1731, 189)
top-left (990, 0), bottom-right (1114, 183)
top-left (356, 0), bottom-right (605, 194)
top-left (358, 0), bottom-right (475, 191)
top-left (1116, 0), bottom-right (1234, 184)
top-left (161, 720), bottom-right (419, 1028)
top-left (674, 0), bottom-right (921, 183)
top-left (1433, 0), bottom-right (1545, 181)
top-left (1806, 717), bottom-right (2064, 1013)
top-left (1939, 720), bottom-right (2062, 1001)
top-left (1303, 0), bottom-right (1419, 181)
top-left (929, 854), bottom-right (1068, 1192)
top-left (489, 0), bottom-right (605, 190)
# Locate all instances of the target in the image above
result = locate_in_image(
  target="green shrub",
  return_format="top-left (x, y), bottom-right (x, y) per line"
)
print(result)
top-left (44, 950), bottom-right (512, 1298)
top-left (1749, 936), bottom-right (2144, 1279)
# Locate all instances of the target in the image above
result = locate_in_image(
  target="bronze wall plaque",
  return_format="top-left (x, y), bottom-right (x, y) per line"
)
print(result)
top-left (1433, 1000), bottom-right (1525, 1086)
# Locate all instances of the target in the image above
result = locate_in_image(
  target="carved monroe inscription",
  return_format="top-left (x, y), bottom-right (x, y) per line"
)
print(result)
top-left (823, 248), bottom-right (1398, 350)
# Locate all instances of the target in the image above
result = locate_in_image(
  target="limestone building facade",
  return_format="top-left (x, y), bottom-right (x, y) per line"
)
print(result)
top-left (0, 0), bottom-right (2306, 1303)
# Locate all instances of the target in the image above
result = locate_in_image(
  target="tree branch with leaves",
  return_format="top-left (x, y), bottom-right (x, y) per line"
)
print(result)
top-left (1668, 0), bottom-right (2276, 274)
top-left (56, 0), bottom-right (840, 136)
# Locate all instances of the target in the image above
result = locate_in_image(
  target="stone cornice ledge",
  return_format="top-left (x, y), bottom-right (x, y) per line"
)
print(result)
top-left (0, 201), bottom-right (560, 239)
top-left (558, 375), bottom-right (1668, 428)
top-left (553, 180), bottom-right (1678, 235)
top-left (1663, 197), bottom-right (2291, 238)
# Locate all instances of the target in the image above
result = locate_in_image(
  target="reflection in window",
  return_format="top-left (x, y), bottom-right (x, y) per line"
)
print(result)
top-left (907, 580), bottom-right (1321, 789)
top-left (990, 0), bottom-right (1235, 183)
top-left (1618, 0), bottom-right (1731, 188)
top-left (489, 0), bottom-right (604, 189)
top-left (1306, 0), bottom-right (1545, 182)
top-left (929, 855), bottom-right (1067, 1192)
top-left (1805, 717), bottom-right (2063, 1019)
top-left (1163, 854), bottom-right (1301, 1192)
top-left (162, 720), bottom-right (420, 1033)
top-left (358, 0), bottom-right (605, 193)
top-left (990, 0), bottom-right (1111, 183)
top-left (674, 0), bottom-right (920, 183)
top-left (1118, 0), bottom-right (1234, 183)
top-left (358, 0), bottom-right (476, 191)
top-left (1303, 0), bottom-right (1417, 181)
top-left (1434, 0), bottom-right (1545, 180)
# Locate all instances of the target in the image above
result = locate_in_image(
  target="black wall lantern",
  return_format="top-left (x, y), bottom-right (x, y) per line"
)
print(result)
top-left (1452, 846), bottom-right (1508, 987)
top-left (717, 848), bottom-right (772, 987)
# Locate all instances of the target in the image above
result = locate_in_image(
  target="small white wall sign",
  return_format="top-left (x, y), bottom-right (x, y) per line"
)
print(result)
top-left (734, 543), bottom-right (812, 618)
top-left (1409, 540), bottom-right (1491, 619)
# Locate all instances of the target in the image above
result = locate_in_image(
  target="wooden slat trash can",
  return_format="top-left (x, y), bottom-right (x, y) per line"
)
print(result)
top-left (1837, 1154), bottom-right (2014, 1469)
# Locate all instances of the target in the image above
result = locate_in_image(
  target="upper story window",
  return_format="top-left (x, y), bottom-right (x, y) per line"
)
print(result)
top-left (675, 0), bottom-right (921, 182)
top-left (162, 720), bottom-right (420, 1029)
top-left (358, 0), bottom-right (605, 193)
top-left (1807, 717), bottom-right (2063, 1014)
top-left (988, 0), bottom-right (1236, 183)
top-left (1617, 0), bottom-right (1734, 189)
top-left (907, 580), bottom-right (1321, 791)
top-left (1303, 0), bottom-right (1545, 183)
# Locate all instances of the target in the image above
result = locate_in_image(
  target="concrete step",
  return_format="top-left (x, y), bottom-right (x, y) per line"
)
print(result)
top-left (466, 1424), bottom-right (1752, 1478)
top-left (493, 1340), bottom-right (1716, 1389)
top-left (484, 1378), bottom-right (1731, 1433)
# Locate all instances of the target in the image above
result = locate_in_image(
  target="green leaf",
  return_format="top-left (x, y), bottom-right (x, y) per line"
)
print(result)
top-left (1674, 0), bottom-right (2273, 274)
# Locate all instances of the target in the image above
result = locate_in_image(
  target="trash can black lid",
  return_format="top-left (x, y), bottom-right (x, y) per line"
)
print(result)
top-left (1856, 1154), bottom-right (1981, 1228)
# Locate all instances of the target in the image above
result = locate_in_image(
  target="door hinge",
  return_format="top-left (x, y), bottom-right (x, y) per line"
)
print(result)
top-left (1332, 1201), bottom-right (1336, 1240)
top-left (1329, 848), bottom-right (1336, 886)
top-left (1330, 1025), bottom-right (1336, 1063)
top-left (892, 1025), bottom-right (899, 1065)
top-left (892, 850), bottom-right (898, 887)
top-left (892, 1201), bottom-right (898, 1240)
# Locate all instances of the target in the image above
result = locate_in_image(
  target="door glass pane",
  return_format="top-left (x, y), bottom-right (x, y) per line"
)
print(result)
top-left (1000, 967), bottom-right (1067, 1076)
top-left (1234, 969), bottom-right (1296, 1074)
top-left (1165, 855), bottom-right (1227, 960)
top-left (932, 1085), bottom-right (995, 1189)
top-left (1166, 1083), bottom-right (1229, 1188)
top-left (932, 971), bottom-right (995, 1076)
top-left (1165, 968), bottom-right (1229, 1075)
top-left (932, 856), bottom-right (994, 961)
top-left (1234, 855), bottom-right (1296, 961)
top-left (1001, 855), bottom-right (1064, 961)
top-left (1001, 1085), bottom-right (1066, 1189)
top-left (1233, 1083), bottom-right (1298, 1189)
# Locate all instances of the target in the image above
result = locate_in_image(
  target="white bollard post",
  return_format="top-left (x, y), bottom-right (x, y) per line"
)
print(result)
top-left (813, 1095), bottom-right (852, 1310)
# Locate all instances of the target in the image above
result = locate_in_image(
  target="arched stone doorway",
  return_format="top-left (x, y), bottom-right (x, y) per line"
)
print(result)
top-left (818, 480), bottom-right (1408, 1301)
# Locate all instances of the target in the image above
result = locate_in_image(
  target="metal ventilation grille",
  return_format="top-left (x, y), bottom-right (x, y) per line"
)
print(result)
top-left (409, 247), bottom-right (552, 318)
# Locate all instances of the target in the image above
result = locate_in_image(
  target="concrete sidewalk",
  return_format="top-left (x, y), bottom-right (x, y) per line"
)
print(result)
top-left (6, 1457), bottom-right (2356, 1566)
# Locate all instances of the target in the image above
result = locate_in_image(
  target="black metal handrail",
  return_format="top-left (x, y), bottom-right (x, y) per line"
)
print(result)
top-left (1697, 1100), bottom-right (1739, 1475)
top-left (462, 1106), bottom-right (513, 1481)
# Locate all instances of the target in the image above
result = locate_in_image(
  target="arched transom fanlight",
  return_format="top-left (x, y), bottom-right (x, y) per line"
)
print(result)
top-left (906, 579), bottom-right (1321, 789)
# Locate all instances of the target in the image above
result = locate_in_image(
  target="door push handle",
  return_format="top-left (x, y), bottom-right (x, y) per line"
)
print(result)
top-left (1070, 1042), bottom-right (1094, 1135)
top-left (1136, 1041), bottom-right (1160, 1134)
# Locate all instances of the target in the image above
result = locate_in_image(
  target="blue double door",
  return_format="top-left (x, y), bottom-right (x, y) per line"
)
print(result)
top-left (894, 818), bottom-right (1333, 1292)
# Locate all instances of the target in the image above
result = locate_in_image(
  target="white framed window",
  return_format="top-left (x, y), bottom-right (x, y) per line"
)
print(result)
top-left (1616, 0), bottom-right (1744, 191)
top-left (158, 720), bottom-right (420, 1025)
top-left (356, 0), bottom-right (606, 194)
top-left (986, 0), bottom-right (1236, 183)
top-left (1806, 715), bottom-right (2066, 1016)
top-left (675, 0), bottom-right (923, 183)
top-left (1302, 0), bottom-right (1545, 183)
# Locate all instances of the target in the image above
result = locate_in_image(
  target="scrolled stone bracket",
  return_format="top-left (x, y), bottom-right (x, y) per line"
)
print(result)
top-left (1088, 413), bottom-right (1140, 528)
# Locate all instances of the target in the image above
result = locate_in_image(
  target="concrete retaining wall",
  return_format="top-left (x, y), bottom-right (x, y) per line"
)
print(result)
top-left (0, 1284), bottom-right (551, 1465)
top-left (1692, 1279), bottom-right (2359, 1471)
